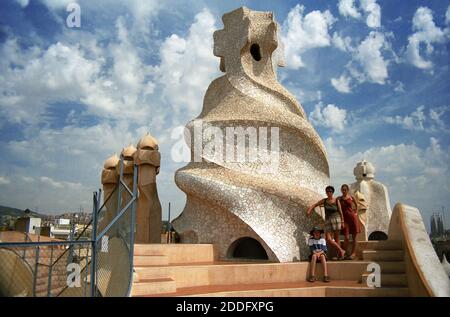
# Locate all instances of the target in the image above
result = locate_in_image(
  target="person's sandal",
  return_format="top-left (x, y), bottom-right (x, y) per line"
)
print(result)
top-left (323, 276), bottom-right (331, 283)
top-left (308, 276), bottom-right (315, 282)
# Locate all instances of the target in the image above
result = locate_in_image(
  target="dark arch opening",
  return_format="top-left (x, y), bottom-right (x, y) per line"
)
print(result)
top-left (368, 231), bottom-right (388, 241)
top-left (227, 237), bottom-right (268, 260)
top-left (250, 44), bottom-right (262, 61)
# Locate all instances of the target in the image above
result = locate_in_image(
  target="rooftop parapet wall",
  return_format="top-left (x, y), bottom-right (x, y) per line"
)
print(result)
top-left (388, 203), bottom-right (450, 297)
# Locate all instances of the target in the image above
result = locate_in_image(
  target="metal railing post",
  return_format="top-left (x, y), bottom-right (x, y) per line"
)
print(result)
top-left (90, 191), bottom-right (98, 297)
top-left (32, 244), bottom-right (40, 297)
top-left (47, 245), bottom-right (54, 297)
top-left (22, 233), bottom-right (28, 259)
top-left (117, 156), bottom-right (124, 219)
top-left (84, 243), bottom-right (89, 297)
top-left (68, 221), bottom-right (75, 265)
top-left (126, 164), bottom-right (138, 297)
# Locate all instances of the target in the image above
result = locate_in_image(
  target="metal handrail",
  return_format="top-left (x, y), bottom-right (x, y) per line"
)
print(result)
top-left (49, 188), bottom-right (113, 267)
top-left (125, 164), bottom-right (138, 297)
top-left (56, 157), bottom-right (137, 297)
top-left (0, 156), bottom-right (138, 297)
top-left (0, 240), bottom-right (93, 247)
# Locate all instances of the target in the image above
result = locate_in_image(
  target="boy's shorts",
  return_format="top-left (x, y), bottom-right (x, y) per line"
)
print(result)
top-left (309, 253), bottom-right (327, 262)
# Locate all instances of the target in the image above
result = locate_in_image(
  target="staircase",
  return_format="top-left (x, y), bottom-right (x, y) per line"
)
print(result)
top-left (131, 241), bottom-right (411, 297)
top-left (358, 240), bottom-right (409, 295)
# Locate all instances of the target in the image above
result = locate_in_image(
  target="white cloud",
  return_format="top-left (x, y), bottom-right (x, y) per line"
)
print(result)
top-left (0, 8), bottom-right (221, 215)
top-left (38, 0), bottom-right (72, 9)
top-left (0, 176), bottom-right (11, 185)
top-left (337, 0), bottom-right (381, 28)
top-left (446, 5), bottom-right (450, 25)
top-left (22, 176), bottom-right (34, 183)
top-left (0, 39), bottom-right (100, 124)
top-left (40, 0), bottom-right (160, 25)
top-left (406, 7), bottom-right (446, 70)
top-left (360, 0), bottom-right (381, 28)
top-left (325, 137), bottom-right (450, 224)
top-left (393, 81), bottom-right (405, 93)
top-left (384, 105), bottom-right (449, 133)
top-left (385, 106), bottom-right (426, 131)
top-left (332, 32), bottom-right (353, 52)
top-left (331, 74), bottom-right (352, 93)
top-left (157, 8), bottom-right (219, 114)
top-left (429, 108), bottom-right (446, 131)
top-left (0, 17), bottom-right (159, 125)
top-left (14, 0), bottom-right (29, 7)
top-left (126, 0), bottom-right (161, 35)
top-left (310, 102), bottom-right (348, 132)
top-left (40, 176), bottom-right (82, 189)
top-left (1, 120), bottom-right (146, 212)
top-left (324, 137), bottom-right (348, 161)
top-left (338, 0), bottom-right (361, 19)
top-left (354, 31), bottom-right (389, 84)
top-left (281, 5), bottom-right (336, 69)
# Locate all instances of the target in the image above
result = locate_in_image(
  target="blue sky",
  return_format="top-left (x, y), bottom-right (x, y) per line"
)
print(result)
top-left (0, 0), bottom-right (449, 231)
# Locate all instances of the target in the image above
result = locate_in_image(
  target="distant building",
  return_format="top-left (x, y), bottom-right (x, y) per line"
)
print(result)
top-left (50, 218), bottom-right (73, 239)
top-left (14, 217), bottom-right (42, 235)
top-left (57, 218), bottom-right (71, 226)
top-left (437, 216), bottom-right (444, 236)
top-left (431, 215), bottom-right (437, 236)
top-left (50, 225), bottom-right (72, 239)
top-left (430, 213), bottom-right (445, 237)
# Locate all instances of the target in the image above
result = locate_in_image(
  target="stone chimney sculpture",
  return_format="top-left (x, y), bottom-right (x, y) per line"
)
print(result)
top-left (350, 160), bottom-right (392, 240)
top-left (99, 154), bottom-right (120, 233)
top-left (100, 136), bottom-right (163, 244)
top-left (173, 7), bottom-right (330, 262)
top-left (134, 133), bottom-right (162, 243)
top-left (116, 145), bottom-right (137, 222)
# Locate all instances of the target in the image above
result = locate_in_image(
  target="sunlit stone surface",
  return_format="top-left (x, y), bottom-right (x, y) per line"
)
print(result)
top-left (100, 154), bottom-right (120, 233)
top-left (173, 7), bottom-right (330, 262)
top-left (134, 133), bottom-right (162, 243)
top-left (100, 135), bottom-right (162, 244)
top-left (350, 160), bottom-right (392, 240)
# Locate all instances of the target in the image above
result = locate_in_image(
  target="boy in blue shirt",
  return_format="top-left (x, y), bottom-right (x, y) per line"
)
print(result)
top-left (308, 226), bottom-right (330, 282)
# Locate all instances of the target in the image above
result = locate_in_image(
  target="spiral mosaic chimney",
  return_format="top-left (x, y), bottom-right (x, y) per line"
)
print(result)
top-left (172, 7), bottom-right (330, 262)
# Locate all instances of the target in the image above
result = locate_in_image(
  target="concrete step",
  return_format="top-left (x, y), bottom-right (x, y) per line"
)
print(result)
top-left (326, 287), bottom-right (409, 297)
top-left (145, 281), bottom-right (409, 297)
top-left (362, 250), bottom-right (403, 262)
top-left (35, 284), bottom-right (67, 296)
top-left (131, 278), bottom-right (176, 296)
top-left (134, 255), bottom-right (169, 266)
top-left (132, 261), bottom-right (372, 290)
top-left (134, 244), bottom-right (216, 264)
top-left (36, 264), bottom-right (67, 277)
top-left (377, 261), bottom-right (406, 273)
top-left (358, 240), bottom-right (403, 251)
top-left (36, 274), bottom-right (67, 286)
top-left (35, 279), bottom-right (68, 293)
top-left (134, 245), bottom-right (167, 256)
top-left (134, 266), bottom-right (171, 280)
top-left (196, 287), bottom-right (411, 297)
top-left (361, 273), bottom-right (408, 287)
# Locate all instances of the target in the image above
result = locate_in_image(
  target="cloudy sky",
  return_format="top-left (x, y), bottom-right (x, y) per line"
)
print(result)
top-left (0, 0), bottom-right (449, 231)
